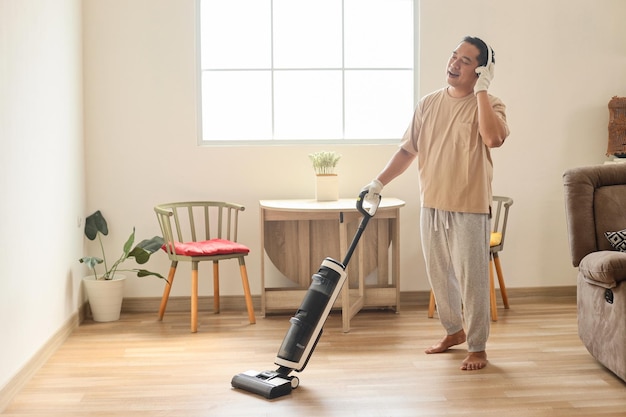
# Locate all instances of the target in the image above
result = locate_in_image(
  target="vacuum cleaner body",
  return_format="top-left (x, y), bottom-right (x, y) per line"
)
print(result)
top-left (231, 191), bottom-right (378, 399)
top-left (275, 257), bottom-right (347, 370)
top-left (231, 258), bottom-right (346, 399)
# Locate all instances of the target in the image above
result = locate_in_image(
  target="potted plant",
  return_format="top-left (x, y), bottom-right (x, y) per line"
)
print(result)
top-left (79, 210), bottom-right (165, 322)
top-left (309, 151), bottom-right (341, 201)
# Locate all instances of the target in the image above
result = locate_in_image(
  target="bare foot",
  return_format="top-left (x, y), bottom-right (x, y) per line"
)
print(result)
top-left (425, 329), bottom-right (467, 354)
top-left (461, 351), bottom-right (488, 371)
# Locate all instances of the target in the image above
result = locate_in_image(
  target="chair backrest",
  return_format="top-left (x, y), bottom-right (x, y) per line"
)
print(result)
top-left (491, 195), bottom-right (513, 252)
top-left (563, 164), bottom-right (626, 266)
top-left (154, 201), bottom-right (245, 258)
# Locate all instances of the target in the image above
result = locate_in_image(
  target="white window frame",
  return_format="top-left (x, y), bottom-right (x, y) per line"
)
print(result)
top-left (197, 0), bottom-right (416, 145)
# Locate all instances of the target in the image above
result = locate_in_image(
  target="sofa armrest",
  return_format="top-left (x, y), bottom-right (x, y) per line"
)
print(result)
top-left (579, 251), bottom-right (626, 289)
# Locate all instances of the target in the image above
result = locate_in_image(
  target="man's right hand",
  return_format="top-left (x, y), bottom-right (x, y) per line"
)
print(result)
top-left (474, 61), bottom-right (494, 94)
top-left (361, 179), bottom-right (384, 204)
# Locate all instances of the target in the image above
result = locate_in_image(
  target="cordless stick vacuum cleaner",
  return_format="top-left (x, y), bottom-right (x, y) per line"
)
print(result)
top-left (231, 191), bottom-right (380, 399)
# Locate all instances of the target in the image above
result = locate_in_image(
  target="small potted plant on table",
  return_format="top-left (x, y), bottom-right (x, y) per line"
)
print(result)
top-left (309, 151), bottom-right (341, 201)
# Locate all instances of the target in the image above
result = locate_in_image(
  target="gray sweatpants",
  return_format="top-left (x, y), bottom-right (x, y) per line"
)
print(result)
top-left (420, 208), bottom-right (491, 352)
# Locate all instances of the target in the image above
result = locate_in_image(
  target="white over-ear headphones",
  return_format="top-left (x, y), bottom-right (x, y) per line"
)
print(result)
top-left (475, 39), bottom-right (493, 78)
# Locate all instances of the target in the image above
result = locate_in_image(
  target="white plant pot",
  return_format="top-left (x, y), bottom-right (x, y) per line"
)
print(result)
top-left (82, 275), bottom-right (126, 322)
top-left (315, 174), bottom-right (339, 201)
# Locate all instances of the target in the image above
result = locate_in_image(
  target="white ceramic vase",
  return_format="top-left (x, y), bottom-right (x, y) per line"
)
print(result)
top-left (315, 174), bottom-right (339, 201)
top-left (82, 275), bottom-right (126, 322)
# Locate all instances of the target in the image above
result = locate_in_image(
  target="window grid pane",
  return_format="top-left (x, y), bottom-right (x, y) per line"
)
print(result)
top-left (273, 0), bottom-right (343, 69)
top-left (200, 0), bottom-right (272, 69)
top-left (274, 70), bottom-right (343, 140)
top-left (201, 71), bottom-right (273, 140)
top-left (344, 70), bottom-right (414, 139)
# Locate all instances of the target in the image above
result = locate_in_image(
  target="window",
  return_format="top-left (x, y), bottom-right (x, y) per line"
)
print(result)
top-left (199, 0), bottom-right (414, 144)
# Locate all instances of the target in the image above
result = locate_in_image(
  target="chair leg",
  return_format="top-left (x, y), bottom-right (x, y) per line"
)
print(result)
top-left (489, 257), bottom-right (498, 322)
top-left (213, 261), bottom-right (220, 314)
top-left (191, 261), bottom-right (199, 333)
top-left (493, 253), bottom-right (509, 309)
top-left (427, 290), bottom-right (436, 318)
top-left (158, 261), bottom-right (178, 321)
top-left (239, 258), bottom-right (256, 324)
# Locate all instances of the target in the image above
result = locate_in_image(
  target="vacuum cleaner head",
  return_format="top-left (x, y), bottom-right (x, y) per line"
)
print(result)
top-left (230, 370), bottom-right (296, 399)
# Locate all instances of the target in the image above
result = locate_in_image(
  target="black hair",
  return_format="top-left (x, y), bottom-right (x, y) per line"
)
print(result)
top-left (462, 36), bottom-right (495, 66)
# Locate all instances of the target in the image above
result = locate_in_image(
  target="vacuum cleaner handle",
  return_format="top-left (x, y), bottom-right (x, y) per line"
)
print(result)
top-left (343, 191), bottom-right (381, 266)
top-left (357, 189), bottom-right (381, 217)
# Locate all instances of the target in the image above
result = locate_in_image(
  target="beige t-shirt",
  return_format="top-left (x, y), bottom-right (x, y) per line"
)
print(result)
top-left (401, 87), bottom-right (509, 214)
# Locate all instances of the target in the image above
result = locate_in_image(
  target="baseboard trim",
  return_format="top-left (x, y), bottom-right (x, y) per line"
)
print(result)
top-left (121, 295), bottom-right (264, 313)
top-left (400, 285), bottom-right (577, 307)
top-left (122, 286), bottom-right (577, 314)
top-left (0, 311), bottom-right (80, 413)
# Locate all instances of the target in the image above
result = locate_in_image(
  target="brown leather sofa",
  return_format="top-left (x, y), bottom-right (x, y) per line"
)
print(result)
top-left (563, 163), bottom-right (626, 382)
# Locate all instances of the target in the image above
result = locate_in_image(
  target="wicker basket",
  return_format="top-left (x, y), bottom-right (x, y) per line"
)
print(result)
top-left (607, 96), bottom-right (626, 157)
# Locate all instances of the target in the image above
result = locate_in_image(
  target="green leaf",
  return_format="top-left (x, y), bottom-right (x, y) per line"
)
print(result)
top-left (135, 269), bottom-right (165, 280)
top-left (122, 228), bottom-right (135, 258)
top-left (79, 256), bottom-right (103, 270)
top-left (129, 236), bottom-right (165, 264)
top-left (136, 236), bottom-right (165, 254)
top-left (84, 210), bottom-right (108, 240)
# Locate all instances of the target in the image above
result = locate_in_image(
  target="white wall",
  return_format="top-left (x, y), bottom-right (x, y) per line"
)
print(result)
top-left (83, 0), bottom-right (626, 301)
top-left (0, 0), bottom-right (84, 393)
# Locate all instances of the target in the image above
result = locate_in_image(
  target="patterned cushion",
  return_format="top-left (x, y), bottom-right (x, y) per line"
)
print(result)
top-left (163, 239), bottom-right (250, 256)
top-left (605, 229), bottom-right (626, 252)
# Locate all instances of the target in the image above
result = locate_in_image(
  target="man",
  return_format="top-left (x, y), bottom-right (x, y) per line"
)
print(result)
top-left (361, 36), bottom-right (509, 371)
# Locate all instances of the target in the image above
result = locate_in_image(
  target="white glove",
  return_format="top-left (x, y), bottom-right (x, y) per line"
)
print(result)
top-left (474, 61), bottom-right (494, 94)
top-left (361, 179), bottom-right (383, 205)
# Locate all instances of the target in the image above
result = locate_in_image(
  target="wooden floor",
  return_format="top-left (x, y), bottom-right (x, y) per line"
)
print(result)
top-left (3, 298), bottom-right (626, 417)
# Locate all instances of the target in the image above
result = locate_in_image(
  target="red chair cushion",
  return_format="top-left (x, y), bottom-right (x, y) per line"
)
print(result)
top-left (163, 239), bottom-right (250, 256)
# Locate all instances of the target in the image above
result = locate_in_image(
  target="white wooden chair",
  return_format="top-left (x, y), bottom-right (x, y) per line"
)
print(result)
top-left (154, 201), bottom-right (255, 332)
